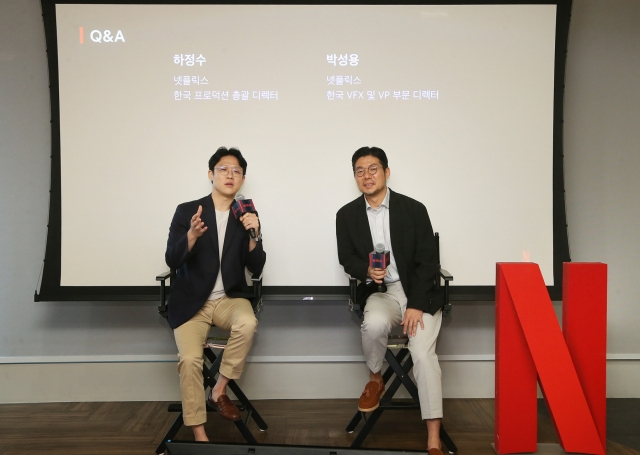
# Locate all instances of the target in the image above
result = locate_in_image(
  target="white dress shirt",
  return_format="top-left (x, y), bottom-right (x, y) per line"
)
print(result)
top-left (365, 188), bottom-right (399, 284)
top-left (208, 209), bottom-right (229, 300)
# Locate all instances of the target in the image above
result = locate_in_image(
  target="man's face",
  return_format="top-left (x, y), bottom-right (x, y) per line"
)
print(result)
top-left (208, 155), bottom-right (245, 198)
top-left (354, 155), bottom-right (390, 197)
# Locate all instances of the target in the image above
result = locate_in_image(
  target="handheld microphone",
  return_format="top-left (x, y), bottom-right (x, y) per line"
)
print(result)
top-left (369, 243), bottom-right (390, 292)
top-left (231, 194), bottom-right (257, 239)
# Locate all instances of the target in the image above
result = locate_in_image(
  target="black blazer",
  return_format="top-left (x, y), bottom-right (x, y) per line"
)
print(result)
top-left (336, 189), bottom-right (438, 312)
top-left (165, 194), bottom-right (266, 329)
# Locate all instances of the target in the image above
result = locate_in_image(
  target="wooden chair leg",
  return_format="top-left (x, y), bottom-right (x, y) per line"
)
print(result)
top-left (156, 412), bottom-right (183, 454)
top-left (347, 348), bottom-right (458, 453)
top-left (158, 347), bottom-right (267, 449)
top-left (228, 379), bottom-right (268, 431)
top-left (350, 408), bottom-right (384, 448)
top-left (440, 424), bottom-right (458, 454)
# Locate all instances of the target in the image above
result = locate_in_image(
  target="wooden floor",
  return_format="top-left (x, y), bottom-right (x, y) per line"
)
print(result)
top-left (0, 399), bottom-right (638, 455)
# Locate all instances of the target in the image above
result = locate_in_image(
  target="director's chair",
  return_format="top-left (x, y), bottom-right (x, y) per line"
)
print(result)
top-left (155, 270), bottom-right (268, 455)
top-left (345, 232), bottom-right (458, 454)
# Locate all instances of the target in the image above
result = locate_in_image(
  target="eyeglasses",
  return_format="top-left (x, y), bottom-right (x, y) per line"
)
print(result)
top-left (354, 164), bottom-right (380, 177)
top-left (215, 165), bottom-right (243, 178)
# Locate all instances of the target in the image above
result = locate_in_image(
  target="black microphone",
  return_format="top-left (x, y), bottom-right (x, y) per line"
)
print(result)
top-left (231, 194), bottom-right (257, 239)
top-left (369, 243), bottom-right (390, 293)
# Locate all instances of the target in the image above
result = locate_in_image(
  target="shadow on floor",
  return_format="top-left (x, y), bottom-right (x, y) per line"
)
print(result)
top-left (537, 398), bottom-right (640, 451)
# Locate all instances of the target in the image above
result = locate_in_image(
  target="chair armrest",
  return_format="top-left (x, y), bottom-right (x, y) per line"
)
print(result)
top-left (156, 271), bottom-right (172, 282)
top-left (348, 277), bottom-right (363, 313)
top-left (440, 269), bottom-right (453, 318)
top-left (251, 271), bottom-right (263, 282)
top-left (438, 268), bottom-right (453, 281)
top-left (157, 270), bottom-right (173, 319)
top-left (252, 271), bottom-right (264, 313)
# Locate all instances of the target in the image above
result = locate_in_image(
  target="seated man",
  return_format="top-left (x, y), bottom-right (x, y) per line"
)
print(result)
top-left (165, 147), bottom-right (265, 442)
top-left (336, 146), bottom-right (444, 455)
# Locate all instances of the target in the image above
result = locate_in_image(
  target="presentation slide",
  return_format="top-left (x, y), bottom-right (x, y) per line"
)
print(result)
top-left (54, 4), bottom-right (557, 288)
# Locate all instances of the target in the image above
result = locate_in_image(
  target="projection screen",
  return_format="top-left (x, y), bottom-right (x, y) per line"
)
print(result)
top-left (37, 1), bottom-right (571, 301)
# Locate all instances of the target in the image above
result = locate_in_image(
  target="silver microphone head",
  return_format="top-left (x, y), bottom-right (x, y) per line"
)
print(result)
top-left (374, 243), bottom-right (385, 254)
top-left (235, 194), bottom-right (245, 201)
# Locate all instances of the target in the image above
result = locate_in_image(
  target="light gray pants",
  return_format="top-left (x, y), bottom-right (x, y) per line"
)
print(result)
top-left (361, 281), bottom-right (443, 420)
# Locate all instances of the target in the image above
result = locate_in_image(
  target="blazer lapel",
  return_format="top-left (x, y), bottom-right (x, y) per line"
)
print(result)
top-left (355, 195), bottom-right (374, 254)
top-left (389, 189), bottom-right (404, 264)
top-left (221, 210), bottom-right (242, 260)
top-left (201, 195), bottom-right (219, 258)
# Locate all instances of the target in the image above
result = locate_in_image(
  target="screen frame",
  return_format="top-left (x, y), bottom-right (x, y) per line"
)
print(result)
top-left (35, 0), bottom-right (572, 302)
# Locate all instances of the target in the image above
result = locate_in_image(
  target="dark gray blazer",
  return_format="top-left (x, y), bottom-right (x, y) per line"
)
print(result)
top-left (336, 189), bottom-right (438, 312)
top-left (165, 194), bottom-right (266, 329)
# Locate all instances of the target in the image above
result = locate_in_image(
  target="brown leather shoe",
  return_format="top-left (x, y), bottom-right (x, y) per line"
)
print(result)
top-left (428, 448), bottom-right (444, 455)
top-left (358, 380), bottom-right (384, 412)
top-left (207, 393), bottom-right (241, 421)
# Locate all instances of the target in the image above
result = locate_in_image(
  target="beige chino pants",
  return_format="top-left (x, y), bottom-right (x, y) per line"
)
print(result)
top-left (361, 282), bottom-right (443, 420)
top-left (173, 296), bottom-right (257, 426)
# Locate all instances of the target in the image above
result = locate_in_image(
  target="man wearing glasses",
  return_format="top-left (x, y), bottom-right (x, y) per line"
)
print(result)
top-left (336, 147), bottom-right (444, 455)
top-left (165, 147), bottom-right (265, 442)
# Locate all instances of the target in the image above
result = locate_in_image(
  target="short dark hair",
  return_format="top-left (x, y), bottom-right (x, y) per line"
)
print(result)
top-left (209, 147), bottom-right (247, 175)
top-left (351, 146), bottom-right (388, 171)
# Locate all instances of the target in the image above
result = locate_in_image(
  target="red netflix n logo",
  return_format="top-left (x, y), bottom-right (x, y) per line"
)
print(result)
top-left (495, 263), bottom-right (607, 455)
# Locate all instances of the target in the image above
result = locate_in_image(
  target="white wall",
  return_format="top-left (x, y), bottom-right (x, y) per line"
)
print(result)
top-left (563, 0), bottom-right (640, 357)
top-left (1, 0), bottom-right (639, 403)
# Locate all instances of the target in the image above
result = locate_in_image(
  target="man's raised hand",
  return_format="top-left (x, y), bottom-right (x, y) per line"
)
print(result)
top-left (188, 205), bottom-right (207, 241)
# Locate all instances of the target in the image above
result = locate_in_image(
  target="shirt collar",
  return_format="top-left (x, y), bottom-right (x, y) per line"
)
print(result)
top-left (364, 188), bottom-right (390, 211)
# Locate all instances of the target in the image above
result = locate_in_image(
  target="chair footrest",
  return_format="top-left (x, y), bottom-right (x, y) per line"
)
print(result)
top-left (167, 403), bottom-right (247, 413)
top-left (378, 402), bottom-right (420, 410)
top-left (386, 343), bottom-right (409, 348)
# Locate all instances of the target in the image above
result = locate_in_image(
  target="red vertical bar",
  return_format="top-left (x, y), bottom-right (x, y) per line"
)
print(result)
top-left (495, 264), bottom-right (537, 454)
top-left (501, 263), bottom-right (605, 455)
top-left (79, 27), bottom-right (84, 44)
top-left (563, 262), bottom-right (608, 450)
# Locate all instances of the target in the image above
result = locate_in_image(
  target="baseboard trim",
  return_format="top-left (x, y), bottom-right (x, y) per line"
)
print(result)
top-left (1, 359), bottom-right (639, 403)
top-left (2, 353), bottom-right (639, 364)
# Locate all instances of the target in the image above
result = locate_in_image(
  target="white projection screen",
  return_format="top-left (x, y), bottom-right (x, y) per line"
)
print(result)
top-left (37, 1), bottom-right (572, 301)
